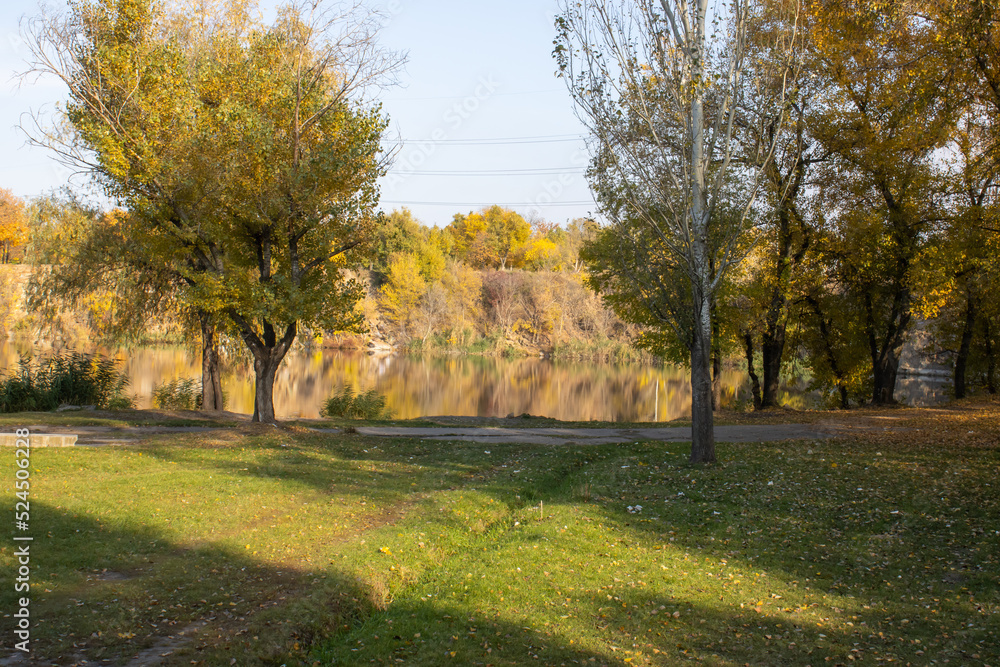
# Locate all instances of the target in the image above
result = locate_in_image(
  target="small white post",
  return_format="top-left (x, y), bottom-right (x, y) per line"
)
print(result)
top-left (655, 380), bottom-right (659, 422)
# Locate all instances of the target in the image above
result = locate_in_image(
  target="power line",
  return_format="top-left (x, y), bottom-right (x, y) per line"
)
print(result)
top-left (381, 200), bottom-right (594, 207)
top-left (382, 134), bottom-right (586, 146)
top-left (385, 167), bottom-right (586, 176)
top-left (384, 89), bottom-right (567, 102)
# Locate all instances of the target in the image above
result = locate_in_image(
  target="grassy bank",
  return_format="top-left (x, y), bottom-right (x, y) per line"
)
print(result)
top-left (1, 409), bottom-right (998, 665)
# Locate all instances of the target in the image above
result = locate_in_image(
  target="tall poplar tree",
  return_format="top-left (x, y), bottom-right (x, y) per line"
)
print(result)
top-left (555, 0), bottom-right (800, 462)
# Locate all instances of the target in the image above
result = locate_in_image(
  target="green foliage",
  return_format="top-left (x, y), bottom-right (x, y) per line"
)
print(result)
top-left (580, 216), bottom-right (695, 359)
top-left (0, 352), bottom-right (132, 412)
top-left (320, 386), bottom-right (392, 420)
top-left (370, 208), bottom-right (423, 272)
top-left (105, 395), bottom-right (135, 410)
top-left (152, 378), bottom-right (200, 410)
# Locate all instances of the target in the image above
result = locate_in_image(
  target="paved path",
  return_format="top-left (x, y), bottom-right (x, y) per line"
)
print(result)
top-left (14, 425), bottom-right (222, 446)
top-left (318, 424), bottom-right (835, 446)
top-left (15, 423), bottom-right (834, 447)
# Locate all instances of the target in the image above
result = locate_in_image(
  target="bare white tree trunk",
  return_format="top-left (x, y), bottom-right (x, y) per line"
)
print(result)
top-left (688, 8), bottom-right (715, 460)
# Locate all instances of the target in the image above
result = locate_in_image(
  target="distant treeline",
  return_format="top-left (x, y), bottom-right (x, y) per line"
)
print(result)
top-left (345, 207), bottom-right (643, 360)
top-left (2, 198), bottom-right (645, 362)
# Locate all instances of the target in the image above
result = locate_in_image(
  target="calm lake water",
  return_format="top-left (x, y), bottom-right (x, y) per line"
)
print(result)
top-left (0, 343), bottom-right (948, 420)
top-left (0, 343), bottom-right (758, 421)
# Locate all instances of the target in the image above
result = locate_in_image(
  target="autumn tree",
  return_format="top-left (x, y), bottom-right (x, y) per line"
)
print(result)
top-left (930, 0), bottom-right (1000, 157)
top-left (24, 0), bottom-right (401, 422)
top-left (415, 282), bottom-right (449, 343)
top-left (920, 0), bottom-right (1000, 397)
top-left (438, 261), bottom-right (482, 344)
top-left (795, 249), bottom-right (873, 407)
top-left (448, 206), bottom-right (531, 270)
top-left (916, 110), bottom-right (1000, 398)
top-left (550, 217), bottom-right (598, 272)
top-left (371, 208), bottom-right (422, 271)
top-left (379, 252), bottom-right (426, 342)
top-left (733, 0), bottom-right (820, 410)
top-left (804, 0), bottom-right (956, 405)
top-left (0, 189), bottom-right (28, 264)
top-left (23, 0), bottom-right (257, 411)
top-left (0, 189), bottom-right (28, 336)
top-left (556, 0), bottom-right (800, 462)
top-left (27, 199), bottom-right (180, 338)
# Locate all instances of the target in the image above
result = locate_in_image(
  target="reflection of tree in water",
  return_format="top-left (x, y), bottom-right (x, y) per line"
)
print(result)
top-left (265, 352), bottom-right (750, 421)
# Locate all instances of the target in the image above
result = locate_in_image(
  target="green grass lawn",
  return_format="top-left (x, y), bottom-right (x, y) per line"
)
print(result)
top-left (1, 412), bottom-right (998, 665)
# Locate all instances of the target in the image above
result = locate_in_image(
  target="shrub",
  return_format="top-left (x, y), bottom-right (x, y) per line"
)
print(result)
top-left (321, 386), bottom-right (392, 420)
top-left (152, 378), bottom-right (199, 410)
top-left (0, 352), bottom-right (132, 412)
top-left (105, 395), bottom-right (136, 410)
top-left (151, 378), bottom-right (226, 411)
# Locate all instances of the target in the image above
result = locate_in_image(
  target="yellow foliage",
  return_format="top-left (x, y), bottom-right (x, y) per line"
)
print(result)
top-left (379, 253), bottom-right (426, 339)
top-left (440, 261), bottom-right (482, 330)
top-left (520, 236), bottom-right (560, 270)
top-left (448, 206), bottom-right (531, 269)
top-left (0, 188), bottom-right (28, 263)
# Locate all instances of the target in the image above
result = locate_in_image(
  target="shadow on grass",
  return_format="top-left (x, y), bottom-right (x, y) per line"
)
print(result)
top-left (312, 597), bottom-right (637, 666)
top-left (1, 503), bottom-right (627, 666)
top-left (1, 499), bottom-right (368, 664)
top-left (568, 589), bottom-right (873, 665)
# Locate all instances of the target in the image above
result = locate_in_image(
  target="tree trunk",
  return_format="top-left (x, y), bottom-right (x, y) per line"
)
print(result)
top-left (744, 332), bottom-right (763, 410)
top-left (711, 317), bottom-right (722, 411)
top-left (872, 349), bottom-right (901, 405)
top-left (954, 293), bottom-right (976, 400)
top-left (688, 43), bottom-right (714, 463)
top-left (250, 328), bottom-right (295, 423)
top-left (198, 311), bottom-right (224, 412)
top-left (760, 323), bottom-right (785, 408)
top-left (252, 351), bottom-right (282, 423)
top-left (871, 313), bottom-right (910, 406)
top-left (806, 295), bottom-right (850, 409)
top-left (984, 319), bottom-right (996, 395)
top-left (690, 285), bottom-right (715, 464)
top-left (758, 139), bottom-right (810, 408)
top-left (229, 311), bottom-right (297, 423)
top-left (760, 246), bottom-right (790, 410)
top-left (199, 311), bottom-right (224, 412)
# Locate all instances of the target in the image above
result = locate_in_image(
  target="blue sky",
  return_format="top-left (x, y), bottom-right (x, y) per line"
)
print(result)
top-left (0, 0), bottom-right (596, 228)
